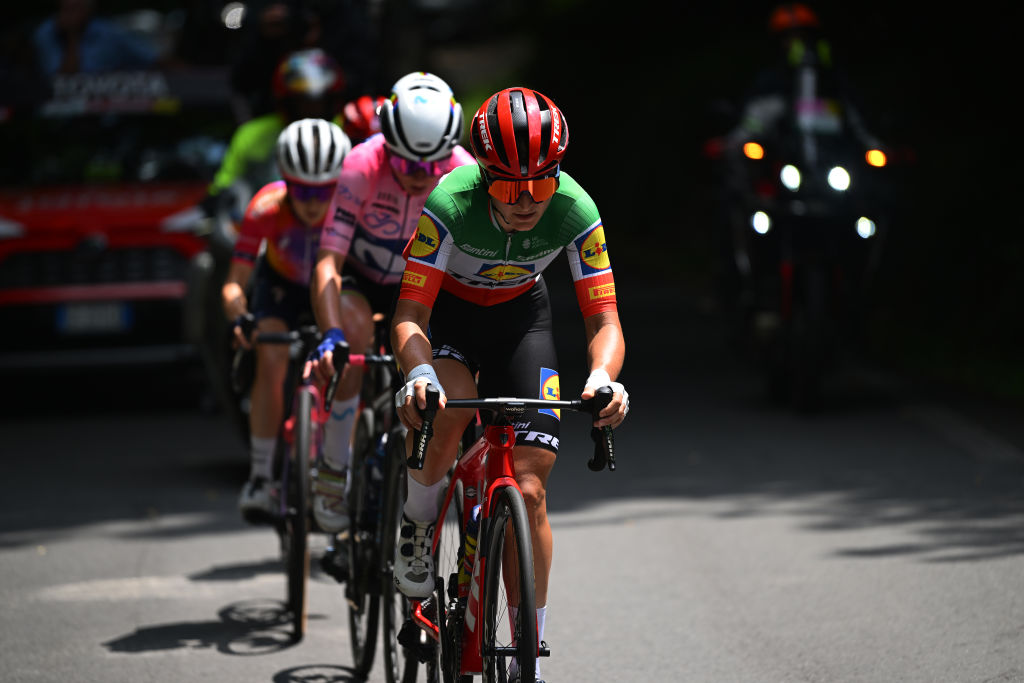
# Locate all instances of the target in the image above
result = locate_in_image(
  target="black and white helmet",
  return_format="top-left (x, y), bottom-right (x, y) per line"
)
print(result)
top-left (379, 72), bottom-right (463, 162)
top-left (276, 118), bottom-right (351, 184)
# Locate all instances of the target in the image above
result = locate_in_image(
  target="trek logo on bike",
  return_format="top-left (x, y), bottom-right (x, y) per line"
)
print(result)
top-left (539, 367), bottom-right (561, 419)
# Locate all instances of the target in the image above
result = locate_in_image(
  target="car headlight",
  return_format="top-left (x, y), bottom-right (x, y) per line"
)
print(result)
top-left (828, 166), bottom-right (851, 191)
top-left (780, 164), bottom-right (801, 191)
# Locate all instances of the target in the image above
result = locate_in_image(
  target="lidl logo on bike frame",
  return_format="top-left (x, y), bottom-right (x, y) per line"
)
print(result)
top-left (575, 224), bottom-right (610, 275)
top-left (539, 367), bottom-right (560, 419)
top-left (409, 215), bottom-right (446, 263)
top-left (475, 262), bottom-right (535, 281)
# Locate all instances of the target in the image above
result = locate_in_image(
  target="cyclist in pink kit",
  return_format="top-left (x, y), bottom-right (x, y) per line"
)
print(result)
top-left (305, 72), bottom-right (475, 533)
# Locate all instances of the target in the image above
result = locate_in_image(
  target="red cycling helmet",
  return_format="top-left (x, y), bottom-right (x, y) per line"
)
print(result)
top-left (470, 87), bottom-right (568, 179)
top-left (769, 3), bottom-right (820, 32)
top-left (343, 94), bottom-right (387, 143)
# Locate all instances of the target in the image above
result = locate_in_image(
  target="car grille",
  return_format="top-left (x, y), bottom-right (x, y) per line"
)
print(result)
top-left (0, 246), bottom-right (189, 289)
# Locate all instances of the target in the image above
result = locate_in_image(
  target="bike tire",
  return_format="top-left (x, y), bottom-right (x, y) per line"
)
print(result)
top-left (481, 486), bottom-right (537, 683)
top-left (347, 408), bottom-right (381, 678)
top-left (285, 387), bottom-right (313, 641)
top-left (380, 428), bottom-right (422, 683)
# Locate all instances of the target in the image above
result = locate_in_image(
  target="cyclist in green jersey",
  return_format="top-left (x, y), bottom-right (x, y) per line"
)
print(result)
top-left (390, 87), bottom-right (630, 683)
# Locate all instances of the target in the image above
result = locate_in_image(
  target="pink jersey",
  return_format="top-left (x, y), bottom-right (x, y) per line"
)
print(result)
top-left (232, 181), bottom-right (321, 286)
top-left (319, 133), bottom-right (476, 285)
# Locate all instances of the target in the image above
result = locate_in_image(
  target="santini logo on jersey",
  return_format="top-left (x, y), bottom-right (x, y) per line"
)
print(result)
top-left (475, 262), bottom-right (535, 281)
top-left (575, 224), bottom-right (610, 275)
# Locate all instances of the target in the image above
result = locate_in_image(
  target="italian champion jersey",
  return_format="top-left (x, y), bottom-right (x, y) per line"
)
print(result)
top-left (398, 164), bottom-right (617, 317)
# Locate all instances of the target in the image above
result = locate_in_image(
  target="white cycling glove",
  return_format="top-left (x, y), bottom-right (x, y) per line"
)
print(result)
top-left (584, 368), bottom-right (629, 416)
top-left (395, 363), bottom-right (446, 410)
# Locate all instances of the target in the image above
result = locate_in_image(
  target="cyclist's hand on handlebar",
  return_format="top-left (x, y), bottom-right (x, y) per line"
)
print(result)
top-left (394, 363), bottom-right (447, 430)
top-left (582, 368), bottom-right (629, 429)
top-left (304, 327), bottom-right (346, 386)
top-left (232, 313), bottom-right (255, 350)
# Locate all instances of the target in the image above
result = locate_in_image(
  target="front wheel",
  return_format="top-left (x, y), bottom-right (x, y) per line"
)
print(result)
top-left (347, 408), bottom-right (381, 677)
top-left (380, 429), bottom-right (421, 683)
top-left (481, 487), bottom-right (537, 683)
top-left (285, 387), bottom-right (313, 641)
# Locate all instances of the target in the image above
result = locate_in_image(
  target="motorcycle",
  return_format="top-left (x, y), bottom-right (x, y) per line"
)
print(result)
top-left (707, 112), bottom-right (895, 412)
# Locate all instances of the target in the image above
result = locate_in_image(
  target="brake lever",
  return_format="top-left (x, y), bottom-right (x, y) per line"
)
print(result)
top-left (324, 340), bottom-right (350, 407)
top-left (408, 385), bottom-right (440, 470)
top-left (586, 386), bottom-right (616, 472)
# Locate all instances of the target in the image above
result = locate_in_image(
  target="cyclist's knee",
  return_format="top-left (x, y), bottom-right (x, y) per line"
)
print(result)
top-left (340, 291), bottom-right (374, 351)
top-left (517, 474), bottom-right (548, 516)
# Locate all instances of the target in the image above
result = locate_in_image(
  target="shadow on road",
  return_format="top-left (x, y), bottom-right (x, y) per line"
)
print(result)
top-left (102, 599), bottom-right (300, 656)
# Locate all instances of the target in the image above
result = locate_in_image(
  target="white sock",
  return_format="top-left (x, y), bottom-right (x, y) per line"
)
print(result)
top-left (321, 395), bottom-right (359, 471)
top-left (250, 436), bottom-right (276, 480)
top-left (507, 605), bottom-right (546, 679)
top-left (403, 474), bottom-right (444, 522)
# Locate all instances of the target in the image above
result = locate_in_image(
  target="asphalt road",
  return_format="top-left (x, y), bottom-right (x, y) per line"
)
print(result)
top-left (3, 277), bottom-right (1024, 683)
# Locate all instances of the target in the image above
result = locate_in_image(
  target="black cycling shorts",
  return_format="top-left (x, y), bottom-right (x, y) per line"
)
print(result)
top-left (249, 258), bottom-right (314, 329)
top-left (342, 268), bottom-right (400, 322)
top-left (426, 275), bottom-right (562, 454)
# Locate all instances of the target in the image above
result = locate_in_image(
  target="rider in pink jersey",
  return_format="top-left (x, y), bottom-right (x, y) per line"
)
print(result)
top-left (318, 131), bottom-right (475, 285)
top-left (222, 118), bottom-right (351, 523)
top-left (304, 72), bottom-right (475, 534)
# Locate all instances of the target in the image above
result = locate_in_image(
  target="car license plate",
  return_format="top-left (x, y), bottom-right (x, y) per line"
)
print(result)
top-left (56, 302), bottom-right (133, 334)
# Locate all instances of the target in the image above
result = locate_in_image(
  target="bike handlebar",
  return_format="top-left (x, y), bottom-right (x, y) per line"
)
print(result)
top-left (408, 385), bottom-right (617, 473)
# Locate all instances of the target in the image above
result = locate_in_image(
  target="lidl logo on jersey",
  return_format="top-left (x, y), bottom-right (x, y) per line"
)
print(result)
top-left (539, 367), bottom-right (561, 419)
top-left (475, 262), bottom-right (535, 282)
top-left (575, 224), bottom-right (610, 275)
top-left (408, 215), bottom-right (447, 264)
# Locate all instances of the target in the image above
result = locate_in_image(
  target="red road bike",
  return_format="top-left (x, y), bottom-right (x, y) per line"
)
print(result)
top-left (401, 386), bottom-right (616, 682)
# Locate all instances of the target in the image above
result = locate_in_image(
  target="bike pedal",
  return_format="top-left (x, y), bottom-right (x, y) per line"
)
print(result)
top-left (319, 546), bottom-right (348, 584)
top-left (539, 639), bottom-right (550, 657)
top-left (398, 618), bottom-right (437, 663)
top-left (411, 597), bottom-right (440, 641)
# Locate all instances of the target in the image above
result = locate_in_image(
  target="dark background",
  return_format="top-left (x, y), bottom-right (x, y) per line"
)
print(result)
top-left (2, 0), bottom-right (1019, 400)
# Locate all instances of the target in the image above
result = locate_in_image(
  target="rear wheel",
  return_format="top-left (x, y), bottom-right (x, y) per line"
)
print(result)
top-left (381, 429), bottom-right (421, 683)
top-left (481, 487), bottom-right (537, 683)
top-left (285, 387), bottom-right (313, 641)
top-left (347, 409), bottom-right (381, 677)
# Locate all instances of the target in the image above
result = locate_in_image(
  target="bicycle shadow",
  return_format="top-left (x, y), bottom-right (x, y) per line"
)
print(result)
top-left (101, 599), bottom-right (301, 656)
top-left (272, 664), bottom-right (363, 682)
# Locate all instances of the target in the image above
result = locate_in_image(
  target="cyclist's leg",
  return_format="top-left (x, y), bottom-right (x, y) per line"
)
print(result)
top-left (314, 282), bottom-right (375, 532)
top-left (394, 357), bottom-right (475, 599)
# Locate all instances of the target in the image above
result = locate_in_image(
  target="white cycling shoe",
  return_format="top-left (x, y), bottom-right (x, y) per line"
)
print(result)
top-left (312, 464), bottom-right (349, 533)
top-left (394, 514), bottom-right (435, 598)
top-left (238, 477), bottom-right (278, 524)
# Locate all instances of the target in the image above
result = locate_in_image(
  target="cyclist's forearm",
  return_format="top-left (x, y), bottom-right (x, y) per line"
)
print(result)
top-left (222, 261), bottom-right (252, 321)
top-left (584, 310), bottom-right (625, 380)
top-left (312, 250), bottom-right (345, 331)
top-left (391, 300), bottom-right (433, 375)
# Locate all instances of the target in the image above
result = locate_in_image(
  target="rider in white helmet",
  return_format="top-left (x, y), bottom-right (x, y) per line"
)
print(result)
top-left (303, 72), bottom-right (476, 534)
top-left (222, 118), bottom-right (351, 523)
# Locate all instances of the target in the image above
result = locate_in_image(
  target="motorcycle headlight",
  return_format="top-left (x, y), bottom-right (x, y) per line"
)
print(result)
top-left (751, 210), bottom-right (771, 234)
top-left (828, 166), bottom-right (851, 191)
top-left (856, 216), bottom-right (876, 239)
top-left (780, 164), bottom-right (801, 191)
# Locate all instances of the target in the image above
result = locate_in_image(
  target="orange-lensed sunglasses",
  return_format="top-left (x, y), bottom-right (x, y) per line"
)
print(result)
top-left (485, 168), bottom-right (560, 204)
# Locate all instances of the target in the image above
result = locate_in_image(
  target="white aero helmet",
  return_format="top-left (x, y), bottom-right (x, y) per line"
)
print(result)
top-left (379, 71), bottom-right (463, 162)
top-left (276, 118), bottom-right (351, 184)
